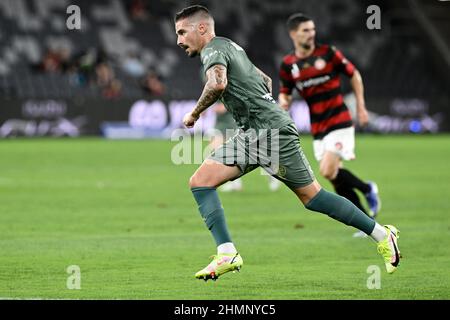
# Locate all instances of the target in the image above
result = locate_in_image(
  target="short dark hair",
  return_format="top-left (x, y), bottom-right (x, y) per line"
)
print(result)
top-left (174, 5), bottom-right (211, 23)
top-left (286, 13), bottom-right (313, 31)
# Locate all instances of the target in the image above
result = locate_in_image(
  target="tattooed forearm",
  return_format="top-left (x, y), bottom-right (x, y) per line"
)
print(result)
top-left (255, 67), bottom-right (272, 94)
top-left (192, 65), bottom-right (228, 118)
top-left (192, 88), bottom-right (222, 118)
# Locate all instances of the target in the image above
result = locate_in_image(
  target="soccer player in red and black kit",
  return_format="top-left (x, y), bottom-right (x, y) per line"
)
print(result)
top-left (278, 13), bottom-right (380, 237)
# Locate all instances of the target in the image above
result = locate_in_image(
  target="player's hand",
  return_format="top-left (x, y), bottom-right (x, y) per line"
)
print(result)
top-left (278, 93), bottom-right (292, 111)
top-left (183, 112), bottom-right (199, 128)
top-left (279, 101), bottom-right (290, 111)
top-left (357, 107), bottom-right (369, 127)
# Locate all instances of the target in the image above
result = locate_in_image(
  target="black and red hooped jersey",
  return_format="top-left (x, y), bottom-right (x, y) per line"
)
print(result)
top-left (279, 44), bottom-right (355, 139)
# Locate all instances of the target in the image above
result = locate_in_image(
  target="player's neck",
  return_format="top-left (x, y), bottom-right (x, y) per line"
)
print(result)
top-left (295, 45), bottom-right (315, 59)
top-left (200, 33), bottom-right (216, 51)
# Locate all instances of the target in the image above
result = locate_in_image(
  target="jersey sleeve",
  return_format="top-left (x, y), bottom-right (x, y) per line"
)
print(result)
top-left (331, 46), bottom-right (355, 77)
top-left (279, 60), bottom-right (295, 95)
top-left (201, 46), bottom-right (229, 73)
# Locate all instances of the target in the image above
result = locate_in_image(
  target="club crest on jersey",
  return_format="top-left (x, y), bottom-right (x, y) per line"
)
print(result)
top-left (314, 58), bottom-right (326, 70)
top-left (276, 165), bottom-right (287, 178)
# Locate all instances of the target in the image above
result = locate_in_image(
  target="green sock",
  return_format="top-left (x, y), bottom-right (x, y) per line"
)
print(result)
top-left (305, 189), bottom-right (376, 234)
top-left (191, 187), bottom-right (232, 246)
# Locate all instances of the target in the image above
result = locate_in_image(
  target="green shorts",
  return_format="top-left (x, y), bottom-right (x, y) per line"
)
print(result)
top-left (209, 123), bottom-right (315, 189)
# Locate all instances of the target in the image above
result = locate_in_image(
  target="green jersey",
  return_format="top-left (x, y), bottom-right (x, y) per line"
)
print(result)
top-left (200, 37), bottom-right (293, 130)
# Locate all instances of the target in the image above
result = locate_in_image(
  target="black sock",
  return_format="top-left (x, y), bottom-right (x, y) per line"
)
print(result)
top-left (333, 168), bottom-right (371, 194)
top-left (334, 185), bottom-right (369, 216)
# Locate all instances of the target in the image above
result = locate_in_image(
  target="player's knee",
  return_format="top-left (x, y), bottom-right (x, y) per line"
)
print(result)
top-left (189, 174), bottom-right (199, 188)
top-left (294, 180), bottom-right (322, 205)
top-left (189, 173), bottom-right (212, 188)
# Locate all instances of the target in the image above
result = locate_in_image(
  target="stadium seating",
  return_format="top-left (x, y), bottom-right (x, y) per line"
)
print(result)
top-left (0, 0), bottom-right (448, 133)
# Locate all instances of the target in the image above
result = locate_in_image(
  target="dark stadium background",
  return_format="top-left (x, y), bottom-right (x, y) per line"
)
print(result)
top-left (1, 0), bottom-right (450, 304)
top-left (0, 0), bottom-right (448, 137)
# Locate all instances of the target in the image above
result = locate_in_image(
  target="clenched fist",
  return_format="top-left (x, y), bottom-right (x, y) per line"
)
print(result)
top-left (183, 112), bottom-right (199, 128)
top-left (357, 107), bottom-right (369, 127)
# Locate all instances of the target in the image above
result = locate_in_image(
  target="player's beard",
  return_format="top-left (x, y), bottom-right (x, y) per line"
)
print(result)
top-left (188, 50), bottom-right (199, 58)
top-left (186, 46), bottom-right (198, 58)
top-left (301, 38), bottom-right (315, 51)
top-left (182, 45), bottom-right (199, 58)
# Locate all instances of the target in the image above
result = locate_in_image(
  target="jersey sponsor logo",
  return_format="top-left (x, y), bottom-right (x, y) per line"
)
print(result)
top-left (296, 74), bottom-right (331, 90)
top-left (335, 142), bottom-right (343, 150)
top-left (314, 58), bottom-right (326, 70)
top-left (262, 93), bottom-right (276, 104)
top-left (202, 50), bottom-right (221, 64)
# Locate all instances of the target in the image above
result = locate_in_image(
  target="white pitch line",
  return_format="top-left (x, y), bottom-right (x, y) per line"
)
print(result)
top-left (0, 297), bottom-right (74, 300)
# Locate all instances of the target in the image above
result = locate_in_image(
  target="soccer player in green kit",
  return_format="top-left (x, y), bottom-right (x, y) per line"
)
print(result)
top-left (174, 5), bottom-right (401, 281)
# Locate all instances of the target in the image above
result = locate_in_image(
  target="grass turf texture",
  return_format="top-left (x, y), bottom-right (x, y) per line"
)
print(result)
top-left (0, 135), bottom-right (449, 299)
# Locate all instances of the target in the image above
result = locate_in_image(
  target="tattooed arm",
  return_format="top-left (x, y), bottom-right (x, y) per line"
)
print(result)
top-left (255, 67), bottom-right (272, 95)
top-left (183, 64), bottom-right (228, 128)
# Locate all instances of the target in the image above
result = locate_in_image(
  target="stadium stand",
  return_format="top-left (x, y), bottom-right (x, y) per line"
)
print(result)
top-left (0, 0), bottom-right (448, 135)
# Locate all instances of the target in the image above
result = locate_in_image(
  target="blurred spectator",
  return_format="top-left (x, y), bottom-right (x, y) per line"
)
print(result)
top-left (94, 62), bottom-right (123, 99)
top-left (32, 42), bottom-right (124, 98)
top-left (67, 64), bottom-right (86, 86)
top-left (142, 70), bottom-right (165, 97)
top-left (40, 49), bottom-right (60, 72)
top-left (102, 79), bottom-right (123, 99)
top-left (95, 62), bottom-right (115, 87)
top-left (58, 47), bottom-right (72, 73)
top-left (67, 47), bottom-right (108, 86)
top-left (34, 47), bottom-right (72, 73)
top-left (121, 52), bottom-right (146, 77)
top-left (128, 0), bottom-right (149, 21)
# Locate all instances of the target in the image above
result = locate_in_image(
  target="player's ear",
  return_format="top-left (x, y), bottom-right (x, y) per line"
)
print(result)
top-left (198, 22), bottom-right (207, 35)
top-left (288, 30), bottom-right (297, 41)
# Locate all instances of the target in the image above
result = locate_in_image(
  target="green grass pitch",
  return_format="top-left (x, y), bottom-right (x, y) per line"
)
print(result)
top-left (0, 135), bottom-right (449, 299)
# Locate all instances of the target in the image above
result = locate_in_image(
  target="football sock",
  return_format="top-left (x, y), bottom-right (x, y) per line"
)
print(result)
top-left (334, 184), bottom-right (370, 216)
top-left (333, 168), bottom-right (371, 194)
top-left (191, 187), bottom-right (232, 246)
top-left (370, 223), bottom-right (388, 242)
top-left (217, 242), bottom-right (237, 254)
top-left (305, 189), bottom-right (376, 235)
